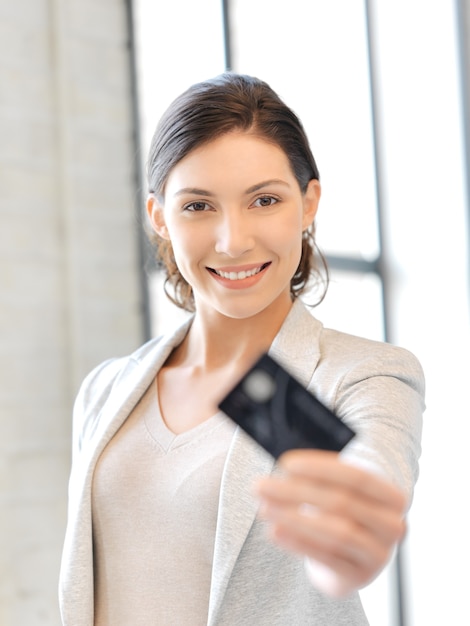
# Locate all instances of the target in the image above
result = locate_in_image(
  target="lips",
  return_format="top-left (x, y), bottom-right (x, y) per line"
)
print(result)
top-left (208, 262), bottom-right (271, 281)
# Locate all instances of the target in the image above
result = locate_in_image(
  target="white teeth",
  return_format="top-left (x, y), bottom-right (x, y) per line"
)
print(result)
top-left (215, 266), bottom-right (263, 280)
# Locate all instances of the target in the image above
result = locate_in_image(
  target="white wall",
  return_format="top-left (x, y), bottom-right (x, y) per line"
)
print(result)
top-left (0, 1), bottom-right (144, 623)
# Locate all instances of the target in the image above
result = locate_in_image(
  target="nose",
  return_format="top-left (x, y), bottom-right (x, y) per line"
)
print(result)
top-left (214, 210), bottom-right (255, 258)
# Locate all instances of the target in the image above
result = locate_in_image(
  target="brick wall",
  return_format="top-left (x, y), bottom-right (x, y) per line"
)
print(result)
top-left (0, 1), bottom-right (144, 623)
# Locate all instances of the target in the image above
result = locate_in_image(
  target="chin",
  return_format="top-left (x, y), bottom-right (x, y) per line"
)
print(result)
top-left (213, 294), bottom-right (289, 321)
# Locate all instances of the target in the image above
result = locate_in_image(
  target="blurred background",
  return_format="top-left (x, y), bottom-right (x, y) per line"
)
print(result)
top-left (1, 0), bottom-right (469, 624)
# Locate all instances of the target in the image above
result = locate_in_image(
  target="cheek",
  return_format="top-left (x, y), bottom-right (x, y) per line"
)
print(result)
top-left (167, 224), bottom-right (205, 273)
top-left (273, 215), bottom-right (304, 252)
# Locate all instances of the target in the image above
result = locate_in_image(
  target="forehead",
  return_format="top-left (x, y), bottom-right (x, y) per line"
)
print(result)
top-left (165, 132), bottom-right (294, 191)
top-left (190, 131), bottom-right (288, 161)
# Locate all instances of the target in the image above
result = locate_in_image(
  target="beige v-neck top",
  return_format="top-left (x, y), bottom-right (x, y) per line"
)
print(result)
top-left (92, 381), bottom-right (236, 625)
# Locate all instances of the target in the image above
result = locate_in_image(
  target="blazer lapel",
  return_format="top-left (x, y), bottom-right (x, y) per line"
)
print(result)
top-left (268, 298), bottom-right (323, 389)
top-left (207, 428), bottom-right (275, 626)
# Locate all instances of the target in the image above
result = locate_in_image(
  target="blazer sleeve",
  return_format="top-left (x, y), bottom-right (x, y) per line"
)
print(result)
top-left (313, 331), bottom-right (425, 505)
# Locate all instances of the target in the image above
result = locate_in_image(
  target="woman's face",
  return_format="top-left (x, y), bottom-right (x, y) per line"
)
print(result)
top-left (147, 132), bottom-right (320, 321)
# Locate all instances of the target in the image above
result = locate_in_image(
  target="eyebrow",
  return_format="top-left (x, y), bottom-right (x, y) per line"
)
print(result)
top-left (245, 179), bottom-right (290, 194)
top-left (174, 187), bottom-right (215, 197)
top-left (174, 179), bottom-right (290, 197)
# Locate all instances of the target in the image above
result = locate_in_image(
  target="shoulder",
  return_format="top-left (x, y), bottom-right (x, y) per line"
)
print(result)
top-left (70, 316), bottom-right (194, 452)
top-left (74, 315), bottom-right (193, 414)
top-left (318, 326), bottom-right (425, 395)
top-left (71, 336), bottom-right (166, 451)
top-left (277, 300), bottom-right (424, 395)
top-left (76, 336), bottom-right (164, 407)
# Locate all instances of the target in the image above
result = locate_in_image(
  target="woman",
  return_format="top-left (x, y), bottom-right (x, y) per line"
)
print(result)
top-left (59, 73), bottom-right (424, 625)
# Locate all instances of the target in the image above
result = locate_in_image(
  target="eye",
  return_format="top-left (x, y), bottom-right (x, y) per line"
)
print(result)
top-left (184, 201), bottom-right (211, 212)
top-left (253, 195), bottom-right (278, 208)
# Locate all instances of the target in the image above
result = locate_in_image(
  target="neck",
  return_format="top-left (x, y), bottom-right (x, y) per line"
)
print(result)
top-left (173, 300), bottom-right (294, 372)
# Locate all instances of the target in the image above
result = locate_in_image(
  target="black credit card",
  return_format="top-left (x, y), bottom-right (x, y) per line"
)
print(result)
top-left (218, 353), bottom-right (355, 459)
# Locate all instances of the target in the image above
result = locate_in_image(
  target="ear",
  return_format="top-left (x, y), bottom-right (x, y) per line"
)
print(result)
top-left (146, 194), bottom-right (170, 240)
top-left (302, 179), bottom-right (321, 230)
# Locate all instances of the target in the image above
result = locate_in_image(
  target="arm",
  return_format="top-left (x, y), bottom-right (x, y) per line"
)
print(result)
top-left (255, 341), bottom-right (424, 597)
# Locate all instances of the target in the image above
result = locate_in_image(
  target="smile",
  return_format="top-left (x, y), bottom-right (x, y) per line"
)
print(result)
top-left (209, 263), bottom-right (270, 281)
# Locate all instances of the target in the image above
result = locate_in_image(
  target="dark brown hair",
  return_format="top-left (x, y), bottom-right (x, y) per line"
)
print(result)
top-left (146, 73), bottom-right (328, 311)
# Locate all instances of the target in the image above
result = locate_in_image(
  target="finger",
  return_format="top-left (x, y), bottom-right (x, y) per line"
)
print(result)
top-left (255, 475), bottom-right (405, 544)
top-left (264, 505), bottom-right (392, 578)
top-left (268, 527), bottom-right (377, 593)
top-left (277, 450), bottom-right (407, 513)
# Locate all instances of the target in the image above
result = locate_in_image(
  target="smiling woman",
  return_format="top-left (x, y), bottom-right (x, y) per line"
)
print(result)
top-left (145, 74), bottom-right (326, 314)
top-left (59, 73), bottom-right (425, 626)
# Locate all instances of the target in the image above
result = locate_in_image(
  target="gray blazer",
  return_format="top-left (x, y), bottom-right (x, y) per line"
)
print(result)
top-left (59, 300), bottom-right (424, 625)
